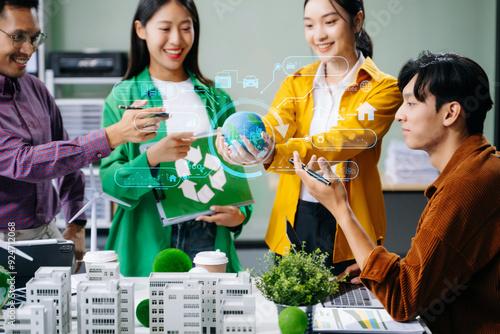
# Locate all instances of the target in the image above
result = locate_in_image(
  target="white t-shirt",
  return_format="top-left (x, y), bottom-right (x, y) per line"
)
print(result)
top-left (299, 53), bottom-right (365, 202)
top-left (151, 77), bottom-right (211, 134)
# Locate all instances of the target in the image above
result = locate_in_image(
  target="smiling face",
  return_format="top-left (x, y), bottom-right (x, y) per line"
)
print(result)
top-left (0, 5), bottom-right (40, 78)
top-left (303, 0), bottom-right (361, 65)
top-left (395, 75), bottom-right (446, 154)
top-left (135, 0), bottom-right (194, 82)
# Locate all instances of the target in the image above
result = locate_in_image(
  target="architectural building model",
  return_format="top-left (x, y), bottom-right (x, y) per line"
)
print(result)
top-left (149, 271), bottom-right (256, 334)
top-left (25, 266), bottom-right (72, 334)
top-left (2, 265), bottom-right (255, 333)
top-left (87, 262), bottom-right (120, 281)
top-left (78, 262), bottom-right (134, 334)
top-left (3, 299), bottom-right (56, 334)
top-left (77, 279), bottom-right (134, 334)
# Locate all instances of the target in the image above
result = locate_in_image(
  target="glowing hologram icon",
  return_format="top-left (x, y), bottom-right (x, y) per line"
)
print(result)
top-left (187, 86), bottom-right (221, 106)
top-left (274, 159), bottom-right (359, 180)
top-left (112, 81), bottom-right (179, 102)
top-left (242, 75), bottom-right (259, 88)
top-left (155, 82), bottom-right (177, 100)
top-left (262, 56), bottom-right (353, 94)
top-left (286, 62), bottom-right (297, 71)
top-left (260, 63), bottom-right (282, 94)
top-left (267, 106), bottom-right (289, 138)
top-left (332, 161), bottom-right (360, 180)
top-left (310, 129), bottom-right (378, 150)
top-left (357, 102), bottom-right (376, 121)
top-left (114, 167), bottom-right (179, 188)
top-left (114, 162), bottom-right (216, 189)
top-left (360, 80), bottom-right (372, 92)
top-left (215, 72), bottom-right (232, 88)
top-left (167, 111), bottom-right (201, 132)
top-left (220, 70), bottom-right (244, 84)
top-left (282, 56), bottom-right (349, 76)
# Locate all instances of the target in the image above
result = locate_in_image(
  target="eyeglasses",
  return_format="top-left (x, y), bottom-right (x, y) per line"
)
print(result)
top-left (0, 28), bottom-right (47, 49)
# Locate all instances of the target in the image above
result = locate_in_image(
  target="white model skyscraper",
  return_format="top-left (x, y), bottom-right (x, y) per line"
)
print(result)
top-left (149, 272), bottom-right (255, 334)
top-left (25, 266), bottom-right (72, 334)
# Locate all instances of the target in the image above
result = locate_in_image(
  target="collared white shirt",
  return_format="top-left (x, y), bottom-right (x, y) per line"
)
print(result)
top-left (300, 53), bottom-right (366, 202)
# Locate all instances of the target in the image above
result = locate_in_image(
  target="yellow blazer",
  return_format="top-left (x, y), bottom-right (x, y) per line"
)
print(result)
top-left (263, 57), bottom-right (403, 263)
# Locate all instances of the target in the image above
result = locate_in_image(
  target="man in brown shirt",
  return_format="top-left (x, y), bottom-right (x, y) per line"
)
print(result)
top-left (293, 51), bottom-right (499, 334)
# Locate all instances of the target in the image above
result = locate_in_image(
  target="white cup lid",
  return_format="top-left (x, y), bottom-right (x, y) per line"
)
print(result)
top-left (189, 267), bottom-right (209, 274)
top-left (193, 250), bottom-right (228, 265)
top-left (83, 251), bottom-right (118, 263)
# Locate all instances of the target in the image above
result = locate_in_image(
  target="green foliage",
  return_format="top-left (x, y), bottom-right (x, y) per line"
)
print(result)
top-left (152, 248), bottom-right (192, 273)
top-left (253, 245), bottom-right (344, 306)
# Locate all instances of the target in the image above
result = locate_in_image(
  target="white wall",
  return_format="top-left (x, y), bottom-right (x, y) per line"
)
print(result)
top-left (49, 0), bottom-right (497, 240)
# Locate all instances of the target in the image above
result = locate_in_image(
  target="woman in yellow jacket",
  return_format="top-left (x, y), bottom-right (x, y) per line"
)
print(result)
top-left (218, 0), bottom-right (402, 274)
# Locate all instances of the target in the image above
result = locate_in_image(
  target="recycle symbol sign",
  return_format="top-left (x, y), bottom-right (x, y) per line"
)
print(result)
top-left (174, 146), bottom-right (226, 204)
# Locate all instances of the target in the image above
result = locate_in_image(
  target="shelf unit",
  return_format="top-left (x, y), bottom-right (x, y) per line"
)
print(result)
top-left (46, 69), bottom-right (122, 229)
top-left (44, 69), bottom-right (122, 97)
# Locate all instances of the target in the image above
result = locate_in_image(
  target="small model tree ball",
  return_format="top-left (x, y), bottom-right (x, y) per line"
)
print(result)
top-left (152, 248), bottom-right (193, 272)
top-left (0, 265), bottom-right (11, 307)
top-left (136, 298), bottom-right (150, 327)
top-left (278, 306), bottom-right (308, 334)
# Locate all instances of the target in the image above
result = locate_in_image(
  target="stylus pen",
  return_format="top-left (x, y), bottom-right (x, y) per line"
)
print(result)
top-left (118, 105), bottom-right (143, 110)
top-left (153, 189), bottom-right (168, 224)
top-left (289, 158), bottom-right (332, 186)
top-left (118, 105), bottom-right (171, 118)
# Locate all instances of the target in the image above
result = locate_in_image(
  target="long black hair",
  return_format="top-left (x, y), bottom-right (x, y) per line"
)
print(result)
top-left (304, 0), bottom-right (373, 59)
top-left (124, 0), bottom-right (213, 86)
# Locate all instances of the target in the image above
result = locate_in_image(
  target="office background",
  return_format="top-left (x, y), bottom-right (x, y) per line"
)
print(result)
top-left (42, 0), bottom-right (498, 264)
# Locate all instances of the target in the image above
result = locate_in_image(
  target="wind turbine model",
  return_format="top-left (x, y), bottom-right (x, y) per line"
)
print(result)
top-left (68, 163), bottom-right (131, 251)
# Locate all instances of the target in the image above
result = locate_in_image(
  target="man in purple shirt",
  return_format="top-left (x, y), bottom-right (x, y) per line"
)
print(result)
top-left (0, 0), bottom-right (182, 272)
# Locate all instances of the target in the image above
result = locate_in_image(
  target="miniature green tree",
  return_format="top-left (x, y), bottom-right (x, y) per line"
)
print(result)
top-left (254, 245), bottom-right (344, 306)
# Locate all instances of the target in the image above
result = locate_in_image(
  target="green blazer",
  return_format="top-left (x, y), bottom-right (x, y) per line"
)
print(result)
top-left (99, 67), bottom-right (252, 277)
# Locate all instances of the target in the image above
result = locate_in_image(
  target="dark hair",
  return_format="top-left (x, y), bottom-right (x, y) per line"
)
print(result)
top-left (124, 0), bottom-right (213, 86)
top-left (304, 0), bottom-right (373, 58)
top-left (0, 0), bottom-right (39, 17)
top-left (398, 51), bottom-right (493, 135)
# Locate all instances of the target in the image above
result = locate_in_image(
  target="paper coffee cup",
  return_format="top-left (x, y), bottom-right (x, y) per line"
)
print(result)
top-left (83, 250), bottom-right (118, 277)
top-left (193, 250), bottom-right (228, 273)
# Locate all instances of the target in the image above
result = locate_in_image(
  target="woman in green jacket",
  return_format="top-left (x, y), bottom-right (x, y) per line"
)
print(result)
top-left (99, 0), bottom-right (252, 277)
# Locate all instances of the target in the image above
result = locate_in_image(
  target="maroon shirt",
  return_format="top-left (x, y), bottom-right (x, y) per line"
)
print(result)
top-left (0, 74), bottom-right (111, 230)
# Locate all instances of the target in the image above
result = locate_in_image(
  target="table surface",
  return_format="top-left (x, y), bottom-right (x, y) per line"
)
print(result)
top-left (68, 276), bottom-right (431, 334)
top-left (70, 276), bottom-right (280, 334)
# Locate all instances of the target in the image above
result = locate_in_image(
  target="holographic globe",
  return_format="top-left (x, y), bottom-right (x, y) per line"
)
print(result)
top-left (221, 112), bottom-right (266, 152)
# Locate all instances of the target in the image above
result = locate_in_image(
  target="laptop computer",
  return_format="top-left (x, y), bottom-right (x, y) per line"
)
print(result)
top-left (324, 282), bottom-right (384, 309)
top-left (0, 239), bottom-right (74, 290)
top-left (285, 218), bottom-right (426, 333)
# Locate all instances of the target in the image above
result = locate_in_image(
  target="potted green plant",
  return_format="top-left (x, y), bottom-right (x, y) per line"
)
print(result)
top-left (253, 245), bottom-right (344, 333)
